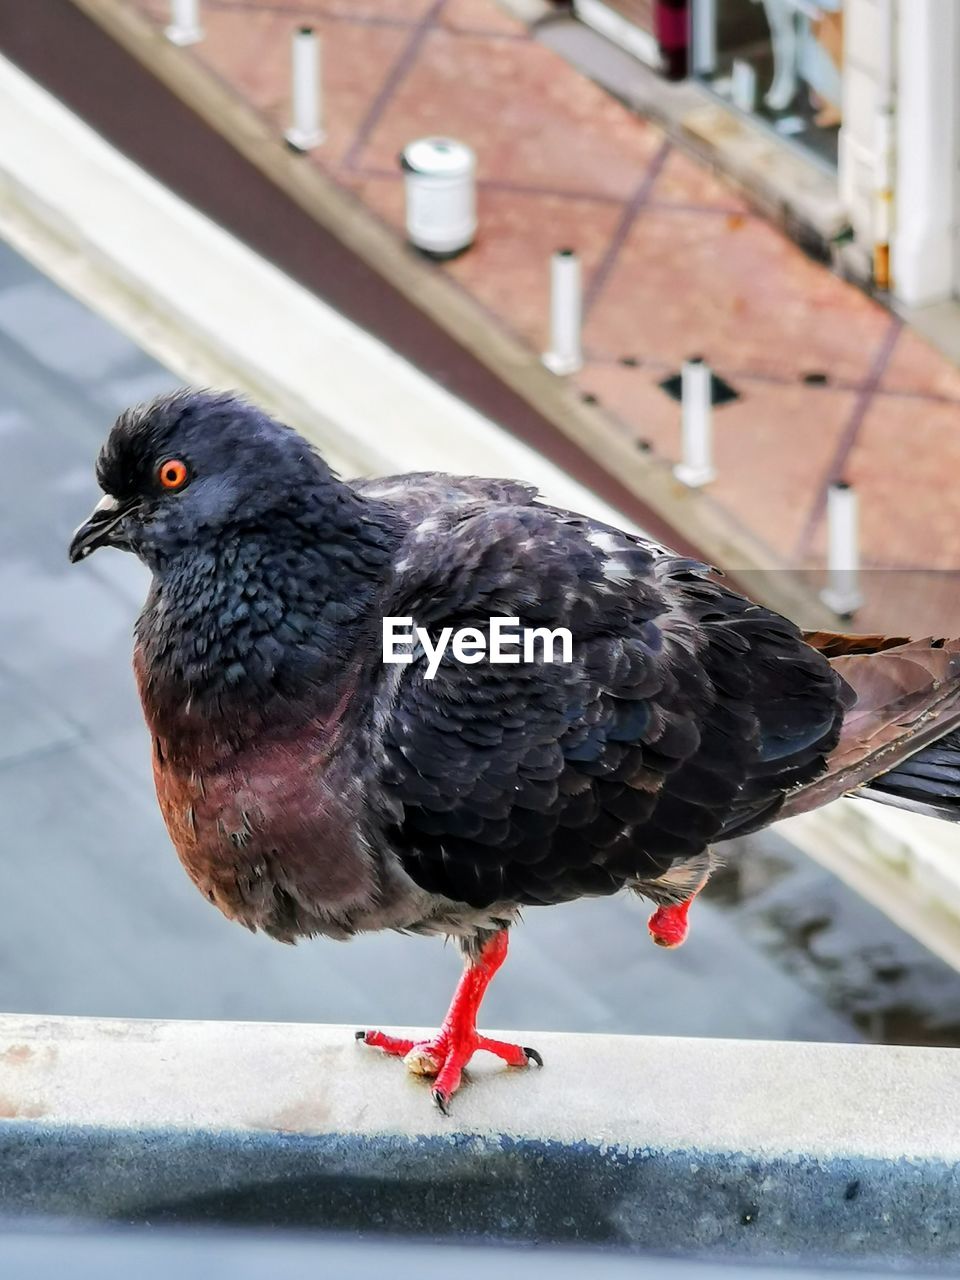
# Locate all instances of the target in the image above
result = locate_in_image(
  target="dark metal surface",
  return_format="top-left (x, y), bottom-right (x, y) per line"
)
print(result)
top-left (1, 1124), bottom-right (959, 1269)
top-left (0, 1223), bottom-right (941, 1279)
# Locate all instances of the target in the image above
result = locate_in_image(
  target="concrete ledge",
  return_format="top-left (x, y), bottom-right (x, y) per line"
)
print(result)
top-left (534, 17), bottom-right (852, 269)
top-left (1, 1014), bottom-right (959, 1265)
top-left (679, 102), bottom-right (848, 253)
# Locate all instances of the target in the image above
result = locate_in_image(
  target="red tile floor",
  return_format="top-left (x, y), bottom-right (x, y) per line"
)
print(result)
top-left (136, 0), bottom-right (960, 631)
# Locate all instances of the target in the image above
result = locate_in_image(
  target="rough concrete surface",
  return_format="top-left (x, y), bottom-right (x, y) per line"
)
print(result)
top-left (0, 1014), bottom-right (959, 1266)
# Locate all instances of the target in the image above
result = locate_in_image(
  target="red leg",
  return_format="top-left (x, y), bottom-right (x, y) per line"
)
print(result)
top-left (356, 930), bottom-right (542, 1113)
top-left (648, 881), bottom-right (706, 948)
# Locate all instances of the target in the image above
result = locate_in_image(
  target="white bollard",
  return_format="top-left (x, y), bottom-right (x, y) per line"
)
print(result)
top-left (542, 249), bottom-right (583, 376)
top-left (674, 357), bottom-right (716, 488)
top-left (284, 27), bottom-right (325, 151)
top-left (165, 0), bottom-right (203, 46)
top-left (731, 58), bottom-right (757, 113)
top-left (820, 481), bottom-right (863, 616)
top-left (400, 138), bottom-right (476, 257)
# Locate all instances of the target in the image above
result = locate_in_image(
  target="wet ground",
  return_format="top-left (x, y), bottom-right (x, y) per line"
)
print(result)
top-left (3, 239), bottom-right (960, 1048)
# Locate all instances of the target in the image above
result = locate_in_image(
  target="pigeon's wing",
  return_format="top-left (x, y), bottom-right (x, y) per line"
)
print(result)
top-left (370, 505), bottom-right (845, 910)
top-left (780, 635), bottom-right (960, 818)
top-left (354, 471), bottom-right (538, 522)
top-left (801, 630), bottom-right (910, 658)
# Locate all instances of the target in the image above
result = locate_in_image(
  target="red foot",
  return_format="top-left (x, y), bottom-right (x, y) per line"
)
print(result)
top-left (648, 896), bottom-right (694, 948)
top-left (355, 930), bottom-right (542, 1113)
top-left (356, 1028), bottom-right (541, 1113)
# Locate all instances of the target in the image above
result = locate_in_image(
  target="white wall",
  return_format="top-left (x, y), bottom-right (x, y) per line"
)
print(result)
top-left (840, 0), bottom-right (960, 307)
top-left (889, 0), bottom-right (958, 307)
top-left (838, 0), bottom-right (888, 250)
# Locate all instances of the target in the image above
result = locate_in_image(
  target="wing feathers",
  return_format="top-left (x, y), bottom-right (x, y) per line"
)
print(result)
top-left (372, 501), bottom-right (845, 909)
top-left (782, 637), bottom-right (960, 817)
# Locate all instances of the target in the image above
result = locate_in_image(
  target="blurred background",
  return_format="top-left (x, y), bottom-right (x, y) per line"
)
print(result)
top-left (3, 0), bottom-right (960, 1053)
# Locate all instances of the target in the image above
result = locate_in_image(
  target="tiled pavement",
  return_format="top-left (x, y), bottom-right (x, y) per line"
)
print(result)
top-left (134, 0), bottom-right (960, 630)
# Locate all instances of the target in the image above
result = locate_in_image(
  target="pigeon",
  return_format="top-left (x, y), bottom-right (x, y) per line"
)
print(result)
top-left (69, 390), bottom-right (960, 1111)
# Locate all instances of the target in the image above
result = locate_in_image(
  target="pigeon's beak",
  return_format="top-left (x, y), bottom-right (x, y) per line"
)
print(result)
top-left (69, 494), bottom-right (136, 563)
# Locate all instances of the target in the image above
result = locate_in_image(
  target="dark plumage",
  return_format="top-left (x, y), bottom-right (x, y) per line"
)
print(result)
top-left (69, 390), bottom-right (960, 1109)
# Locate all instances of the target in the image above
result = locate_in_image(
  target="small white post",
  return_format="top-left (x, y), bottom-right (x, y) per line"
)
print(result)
top-left (821, 481), bottom-right (863, 616)
top-left (674, 357), bottom-right (716, 488)
top-left (542, 249), bottom-right (583, 376)
top-left (165, 0), bottom-right (203, 46)
top-left (285, 26), bottom-right (325, 152)
top-left (762, 0), bottom-right (799, 111)
top-left (692, 0), bottom-right (718, 76)
top-left (731, 58), bottom-right (757, 113)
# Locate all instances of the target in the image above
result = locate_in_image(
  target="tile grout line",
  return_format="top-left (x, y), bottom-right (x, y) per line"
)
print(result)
top-left (583, 139), bottom-right (672, 318)
top-left (351, 164), bottom-right (629, 205)
top-left (580, 351), bottom-right (960, 406)
top-left (0, 652), bottom-right (98, 753)
top-left (792, 315), bottom-right (904, 564)
top-left (342, 0), bottom-right (449, 173)
top-left (349, 166), bottom-right (753, 217)
top-left (0, 736), bottom-right (85, 778)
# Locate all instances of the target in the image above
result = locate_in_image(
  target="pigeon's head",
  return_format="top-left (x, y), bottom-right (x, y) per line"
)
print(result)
top-left (69, 389), bottom-right (334, 571)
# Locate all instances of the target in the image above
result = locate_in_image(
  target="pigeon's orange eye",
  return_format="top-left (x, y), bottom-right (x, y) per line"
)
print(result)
top-left (158, 459), bottom-right (189, 490)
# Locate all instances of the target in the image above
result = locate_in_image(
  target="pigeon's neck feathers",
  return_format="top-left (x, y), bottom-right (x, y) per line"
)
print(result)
top-left (135, 483), bottom-right (402, 758)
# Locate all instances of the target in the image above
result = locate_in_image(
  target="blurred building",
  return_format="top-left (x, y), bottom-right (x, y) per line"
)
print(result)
top-left (571, 0), bottom-right (959, 313)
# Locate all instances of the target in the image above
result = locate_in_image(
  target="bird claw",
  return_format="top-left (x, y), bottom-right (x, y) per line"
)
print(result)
top-left (403, 1044), bottom-right (443, 1076)
top-left (354, 1026), bottom-right (541, 1113)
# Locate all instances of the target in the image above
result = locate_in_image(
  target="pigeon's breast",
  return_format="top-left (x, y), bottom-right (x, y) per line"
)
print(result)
top-left (151, 728), bottom-right (380, 941)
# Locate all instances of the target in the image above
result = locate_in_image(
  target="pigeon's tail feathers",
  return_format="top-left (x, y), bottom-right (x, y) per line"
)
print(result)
top-left (858, 727), bottom-right (960, 820)
top-left (780, 632), bottom-right (960, 821)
